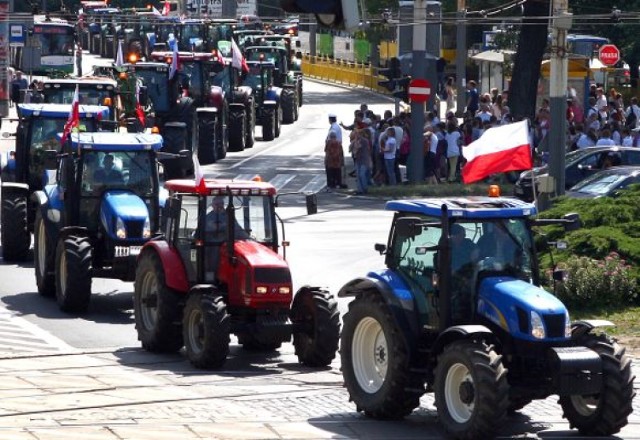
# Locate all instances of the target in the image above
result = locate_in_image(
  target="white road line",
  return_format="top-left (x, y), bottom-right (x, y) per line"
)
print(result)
top-left (225, 139), bottom-right (292, 170)
top-left (269, 174), bottom-right (296, 191)
top-left (299, 175), bottom-right (327, 194)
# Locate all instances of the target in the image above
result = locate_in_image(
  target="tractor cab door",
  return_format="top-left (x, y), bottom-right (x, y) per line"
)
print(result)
top-left (169, 194), bottom-right (200, 284)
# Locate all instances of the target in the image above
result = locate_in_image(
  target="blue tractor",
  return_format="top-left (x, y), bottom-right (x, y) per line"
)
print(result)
top-left (242, 60), bottom-right (282, 142)
top-left (1, 104), bottom-right (111, 262)
top-left (339, 197), bottom-right (635, 439)
top-left (32, 132), bottom-right (168, 313)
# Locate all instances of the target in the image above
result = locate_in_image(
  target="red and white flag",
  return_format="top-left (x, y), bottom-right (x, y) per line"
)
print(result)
top-left (461, 120), bottom-right (533, 184)
top-left (60, 85), bottom-right (80, 145)
top-left (193, 153), bottom-right (207, 194)
top-left (115, 39), bottom-right (124, 67)
top-left (135, 80), bottom-right (146, 127)
top-left (231, 38), bottom-right (249, 72)
top-left (169, 42), bottom-right (179, 80)
top-left (161, 0), bottom-right (170, 16)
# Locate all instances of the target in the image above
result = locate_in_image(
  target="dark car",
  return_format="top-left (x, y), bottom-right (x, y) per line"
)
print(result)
top-left (513, 146), bottom-right (640, 201)
top-left (566, 165), bottom-right (640, 198)
top-left (272, 18), bottom-right (299, 36)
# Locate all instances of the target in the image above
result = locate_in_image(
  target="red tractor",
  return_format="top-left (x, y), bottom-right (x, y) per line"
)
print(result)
top-left (133, 178), bottom-right (340, 369)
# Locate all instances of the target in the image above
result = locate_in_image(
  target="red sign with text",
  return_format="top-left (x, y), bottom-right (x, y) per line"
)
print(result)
top-left (599, 44), bottom-right (620, 66)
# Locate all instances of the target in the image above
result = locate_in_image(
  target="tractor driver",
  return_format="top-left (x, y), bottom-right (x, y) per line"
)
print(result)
top-left (204, 196), bottom-right (250, 242)
top-left (450, 224), bottom-right (479, 323)
top-left (94, 154), bottom-right (124, 185)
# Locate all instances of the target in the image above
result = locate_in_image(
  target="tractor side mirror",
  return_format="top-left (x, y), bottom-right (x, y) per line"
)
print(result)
top-left (395, 217), bottom-right (423, 240)
top-left (44, 150), bottom-right (58, 170)
top-left (138, 85), bottom-right (149, 106)
top-left (374, 243), bottom-right (387, 255)
top-left (305, 192), bottom-right (317, 215)
top-left (563, 212), bottom-right (581, 232)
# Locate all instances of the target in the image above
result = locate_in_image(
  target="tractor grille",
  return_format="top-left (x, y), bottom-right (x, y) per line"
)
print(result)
top-left (254, 267), bottom-right (292, 284)
top-left (543, 313), bottom-right (566, 338)
top-left (126, 220), bottom-right (144, 238)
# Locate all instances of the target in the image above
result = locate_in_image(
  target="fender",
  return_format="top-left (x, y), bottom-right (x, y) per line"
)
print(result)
top-left (59, 226), bottom-right (89, 241)
top-left (431, 325), bottom-right (496, 358)
top-left (229, 102), bottom-right (245, 113)
top-left (1, 182), bottom-right (29, 193)
top-left (208, 85), bottom-right (224, 110)
top-left (339, 276), bottom-right (422, 359)
top-left (139, 241), bottom-right (189, 293)
top-left (571, 319), bottom-right (615, 338)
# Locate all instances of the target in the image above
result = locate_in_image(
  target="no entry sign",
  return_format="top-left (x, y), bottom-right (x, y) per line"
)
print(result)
top-left (409, 78), bottom-right (431, 103)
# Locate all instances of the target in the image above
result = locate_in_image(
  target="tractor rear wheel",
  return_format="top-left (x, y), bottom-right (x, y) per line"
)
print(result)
top-left (34, 209), bottom-right (55, 297)
top-left (55, 235), bottom-right (92, 313)
top-left (341, 292), bottom-right (424, 419)
top-left (262, 108), bottom-right (276, 141)
top-left (134, 251), bottom-right (184, 353)
top-left (228, 109), bottom-right (246, 152)
top-left (434, 339), bottom-right (509, 440)
top-left (183, 292), bottom-right (230, 369)
top-left (197, 113), bottom-right (217, 165)
top-left (291, 287), bottom-right (340, 367)
top-left (274, 106), bottom-right (282, 138)
top-left (1, 190), bottom-right (30, 262)
top-left (245, 101), bottom-right (255, 148)
top-left (559, 333), bottom-right (634, 436)
top-left (281, 90), bottom-right (296, 124)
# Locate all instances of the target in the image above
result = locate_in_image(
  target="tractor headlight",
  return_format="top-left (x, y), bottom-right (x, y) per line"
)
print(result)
top-left (565, 310), bottom-right (572, 338)
top-left (278, 286), bottom-right (290, 294)
top-left (142, 217), bottom-right (151, 239)
top-left (530, 311), bottom-right (545, 339)
top-left (116, 217), bottom-right (127, 239)
top-left (256, 286), bottom-right (267, 294)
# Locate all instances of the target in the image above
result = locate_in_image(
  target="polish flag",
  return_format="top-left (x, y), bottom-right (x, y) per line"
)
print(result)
top-left (135, 81), bottom-right (146, 127)
top-left (161, 0), bottom-right (170, 16)
top-left (461, 120), bottom-right (533, 184)
top-left (193, 153), bottom-right (207, 194)
top-left (60, 85), bottom-right (80, 145)
top-left (169, 42), bottom-right (178, 80)
top-left (231, 38), bottom-right (249, 72)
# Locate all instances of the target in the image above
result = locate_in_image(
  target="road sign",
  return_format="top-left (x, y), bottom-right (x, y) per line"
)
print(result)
top-left (409, 78), bottom-right (431, 103)
top-left (599, 44), bottom-right (620, 66)
top-left (9, 25), bottom-right (25, 47)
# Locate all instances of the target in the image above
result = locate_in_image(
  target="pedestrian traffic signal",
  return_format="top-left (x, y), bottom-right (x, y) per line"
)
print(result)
top-left (393, 76), bottom-right (411, 103)
top-left (378, 57), bottom-right (401, 92)
top-left (280, 0), bottom-right (360, 31)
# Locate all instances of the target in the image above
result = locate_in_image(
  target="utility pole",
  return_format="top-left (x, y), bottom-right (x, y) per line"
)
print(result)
top-left (455, 0), bottom-right (466, 116)
top-left (408, 0), bottom-right (427, 183)
top-left (548, 0), bottom-right (571, 196)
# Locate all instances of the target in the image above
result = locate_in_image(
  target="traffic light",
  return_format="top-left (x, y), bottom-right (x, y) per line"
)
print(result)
top-left (378, 57), bottom-right (401, 92)
top-left (281, 0), bottom-right (360, 31)
top-left (393, 76), bottom-right (411, 103)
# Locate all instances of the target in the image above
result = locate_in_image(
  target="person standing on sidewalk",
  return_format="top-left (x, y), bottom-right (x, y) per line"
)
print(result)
top-left (324, 131), bottom-right (344, 189)
top-left (353, 129), bottom-right (373, 194)
top-left (382, 127), bottom-right (397, 186)
top-left (75, 43), bottom-right (83, 77)
top-left (445, 121), bottom-right (462, 182)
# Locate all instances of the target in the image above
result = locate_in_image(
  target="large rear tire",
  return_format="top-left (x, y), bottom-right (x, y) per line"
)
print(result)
top-left (262, 108), bottom-right (275, 141)
top-left (183, 292), bottom-right (230, 369)
top-left (1, 190), bottom-right (31, 262)
top-left (434, 340), bottom-right (509, 440)
top-left (134, 251), bottom-right (184, 353)
top-left (55, 235), bottom-right (92, 313)
top-left (245, 100), bottom-right (255, 148)
top-left (281, 90), bottom-right (296, 124)
top-left (34, 209), bottom-right (55, 297)
top-left (291, 287), bottom-right (340, 367)
top-left (197, 113), bottom-right (217, 165)
top-left (559, 333), bottom-right (635, 436)
top-left (274, 105), bottom-right (282, 138)
top-left (228, 109), bottom-right (246, 152)
top-left (341, 293), bottom-right (424, 419)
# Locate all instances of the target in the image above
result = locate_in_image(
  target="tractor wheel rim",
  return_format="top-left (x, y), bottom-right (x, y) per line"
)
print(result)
top-left (140, 272), bottom-right (158, 330)
top-left (445, 363), bottom-right (475, 423)
top-left (352, 317), bottom-right (387, 393)
top-left (187, 308), bottom-right (204, 355)
top-left (570, 394), bottom-right (599, 416)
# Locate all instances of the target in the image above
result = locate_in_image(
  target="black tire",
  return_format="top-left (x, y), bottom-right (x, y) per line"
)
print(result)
top-left (183, 292), bottom-right (230, 369)
top-left (297, 82), bottom-right (303, 107)
top-left (1, 190), bottom-right (30, 262)
top-left (434, 340), bottom-right (509, 440)
top-left (341, 293), bottom-right (424, 419)
top-left (216, 105), bottom-right (228, 161)
top-left (291, 287), bottom-right (340, 367)
top-left (245, 101), bottom-right (255, 148)
top-left (34, 209), bottom-right (55, 297)
top-left (559, 333), bottom-right (635, 436)
top-left (197, 114), bottom-right (217, 165)
top-left (134, 250), bottom-right (184, 353)
top-left (274, 105), bottom-right (282, 138)
top-left (162, 121), bottom-right (190, 179)
top-left (262, 108), bottom-right (275, 141)
top-left (228, 109), bottom-right (246, 152)
top-left (55, 235), bottom-right (92, 313)
top-left (281, 90), bottom-right (296, 124)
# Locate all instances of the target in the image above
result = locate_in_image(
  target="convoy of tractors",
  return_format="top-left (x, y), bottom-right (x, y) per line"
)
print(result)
top-left (0, 9), bottom-right (635, 440)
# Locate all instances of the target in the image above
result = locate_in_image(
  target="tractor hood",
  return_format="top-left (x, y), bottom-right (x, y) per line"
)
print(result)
top-left (232, 239), bottom-right (288, 269)
top-left (100, 190), bottom-right (150, 242)
top-left (477, 277), bottom-right (569, 341)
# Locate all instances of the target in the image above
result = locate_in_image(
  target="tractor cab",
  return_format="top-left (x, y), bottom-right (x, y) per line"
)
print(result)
top-left (41, 78), bottom-right (119, 124)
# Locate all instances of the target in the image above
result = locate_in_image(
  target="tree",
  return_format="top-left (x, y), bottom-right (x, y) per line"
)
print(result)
top-left (509, 0), bottom-right (549, 120)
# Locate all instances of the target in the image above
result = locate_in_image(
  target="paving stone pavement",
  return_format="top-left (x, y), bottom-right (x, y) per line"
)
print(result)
top-left (0, 343), bottom-right (635, 440)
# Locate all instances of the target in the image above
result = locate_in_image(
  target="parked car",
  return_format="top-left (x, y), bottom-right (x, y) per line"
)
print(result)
top-left (514, 146), bottom-right (640, 201)
top-left (566, 165), bottom-right (640, 198)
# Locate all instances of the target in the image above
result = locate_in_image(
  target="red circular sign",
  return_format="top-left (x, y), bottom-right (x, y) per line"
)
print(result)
top-left (599, 44), bottom-right (620, 66)
top-left (409, 78), bottom-right (431, 103)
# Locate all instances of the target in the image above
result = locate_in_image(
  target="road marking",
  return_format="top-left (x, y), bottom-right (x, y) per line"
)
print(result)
top-left (0, 311), bottom-right (73, 356)
top-left (299, 175), bottom-right (327, 194)
top-left (225, 139), bottom-right (291, 170)
top-left (269, 174), bottom-right (296, 191)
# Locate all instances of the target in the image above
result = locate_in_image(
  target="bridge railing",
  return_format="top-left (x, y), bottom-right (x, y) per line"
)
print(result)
top-left (301, 55), bottom-right (391, 94)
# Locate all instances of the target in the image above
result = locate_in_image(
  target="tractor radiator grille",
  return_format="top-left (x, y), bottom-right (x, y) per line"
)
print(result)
top-left (543, 313), bottom-right (566, 338)
top-left (254, 267), bottom-right (292, 284)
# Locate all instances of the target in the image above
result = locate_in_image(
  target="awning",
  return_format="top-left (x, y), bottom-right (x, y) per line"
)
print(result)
top-left (540, 57), bottom-right (590, 79)
top-left (471, 50), bottom-right (515, 63)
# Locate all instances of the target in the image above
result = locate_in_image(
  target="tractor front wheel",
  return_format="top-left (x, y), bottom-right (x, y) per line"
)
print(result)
top-left (134, 251), bottom-right (184, 352)
top-left (559, 333), bottom-right (634, 436)
top-left (281, 90), bottom-right (296, 124)
top-left (434, 339), bottom-right (509, 440)
top-left (228, 109), bottom-right (246, 152)
top-left (341, 292), bottom-right (424, 419)
top-left (183, 292), bottom-right (230, 369)
top-left (291, 287), bottom-right (340, 367)
top-left (1, 190), bottom-right (30, 262)
top-left (55, 235), bottom-right (92, 313)
top-left (34, 209), bottom-right (55, 297)
top-left (262, 108), bottom-right (275, 141)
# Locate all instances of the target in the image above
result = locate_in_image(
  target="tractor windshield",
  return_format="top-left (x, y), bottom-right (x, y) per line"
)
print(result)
top-left (80, 150), bottom-right (156, 195)
top-left (135, 67), bottom-right (171, 112)
top-left (43, 87), bottom-right (113, 106)
top-left (179, 24), bottom-right (202, 50)
top-left (31, 117), bottom-right (98, 150)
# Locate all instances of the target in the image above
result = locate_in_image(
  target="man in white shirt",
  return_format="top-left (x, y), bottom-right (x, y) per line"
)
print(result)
top-left (327, 113), bottom-right (342, 144)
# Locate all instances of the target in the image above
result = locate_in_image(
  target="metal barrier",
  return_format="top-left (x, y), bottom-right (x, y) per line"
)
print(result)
top-left (301, 55), bottom-right (391, 95)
